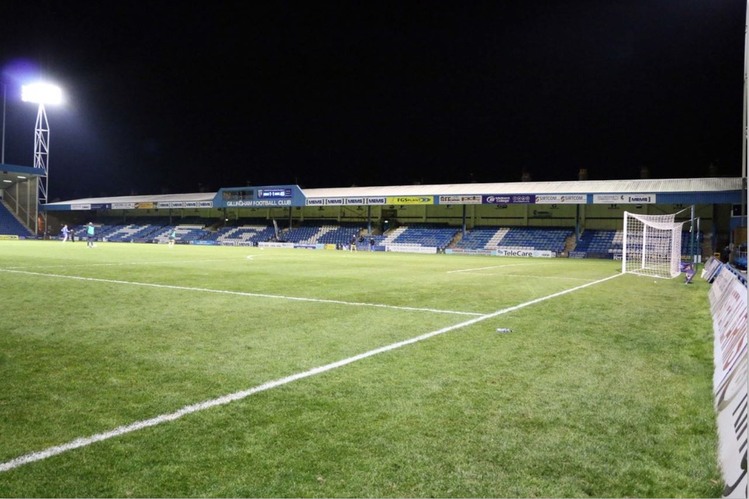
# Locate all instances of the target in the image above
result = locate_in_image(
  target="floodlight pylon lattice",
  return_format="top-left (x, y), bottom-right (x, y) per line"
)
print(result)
top-left (32, 103), bottom-right (50, 206)
top-left (22, 81), bottom-right (62, 236)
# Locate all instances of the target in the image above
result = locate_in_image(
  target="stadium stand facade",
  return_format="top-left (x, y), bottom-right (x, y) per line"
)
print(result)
top-left (0, 174), bottom-right (744, 263)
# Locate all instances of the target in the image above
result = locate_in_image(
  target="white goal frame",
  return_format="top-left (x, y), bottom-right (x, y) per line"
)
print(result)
top-left (622, 211), bottom-right (686, 279)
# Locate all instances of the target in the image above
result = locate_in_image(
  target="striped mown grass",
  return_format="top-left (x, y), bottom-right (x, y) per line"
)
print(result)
top-left (0, 240), bottom-right (722, 497)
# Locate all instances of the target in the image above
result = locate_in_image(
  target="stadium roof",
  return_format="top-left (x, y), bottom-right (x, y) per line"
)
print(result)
top-left (46, 192), bottom-right (216, 206)
top-left (0, 163), bottom-right (41, 189)
top-left (302, 177), bottom-right (743, 198)
top-left (43, 177), bottom-right (743, 208)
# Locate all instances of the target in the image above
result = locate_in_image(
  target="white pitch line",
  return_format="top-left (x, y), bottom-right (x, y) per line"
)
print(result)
top-left (471, 273), bottom-right (591, 281)
top-left (0, 272), bottom-right (620, 473)
top-left (447, 262), bottom-right (540, 273)
top-left (0, 268), bottom-right (482, 317)
top-left (5, 258), bottom-right (236, 270)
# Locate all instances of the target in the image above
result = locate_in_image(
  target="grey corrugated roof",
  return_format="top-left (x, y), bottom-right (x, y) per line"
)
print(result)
top-left (302, 177), bottom-right (743, 198)
top-left (46, 177), bottom-right (742, 206)
top-left (47, 192), bottom-right (216, 206)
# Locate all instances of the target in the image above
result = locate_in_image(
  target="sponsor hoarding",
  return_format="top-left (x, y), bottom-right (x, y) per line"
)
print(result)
top-left (483, 194), bottom-right (536, 204)
top-left (438, 195), bottom-right (482, 204)
top-left (111, 203), bottom-right (136, 210)
top-left (708, 268), bottom-right (748, 498)
top-left (306, 197), bottom-right (386, 206)
top-left (535, 194), bottom-right (586, 204)
top-left (593, 193), bottom-right (656, 204)
top-left (386, 196), bottom-right (434, 205)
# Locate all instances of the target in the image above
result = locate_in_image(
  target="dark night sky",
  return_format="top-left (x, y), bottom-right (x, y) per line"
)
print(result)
top-left (0, 1), bottom-right (745, 201)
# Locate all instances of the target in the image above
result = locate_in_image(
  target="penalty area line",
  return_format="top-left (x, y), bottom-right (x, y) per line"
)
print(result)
top-left (0, 272), bottom-right (620, 473)
top-left (447, 262), bottom-right (547, 273)
top-left (0, 268), bottom-right (480, 317)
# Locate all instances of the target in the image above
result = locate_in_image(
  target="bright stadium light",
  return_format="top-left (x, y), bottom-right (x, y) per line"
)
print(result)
top-left (21, 82), bottom-right (63, 106)
top-left (22, 80), bottom-right (63, 236)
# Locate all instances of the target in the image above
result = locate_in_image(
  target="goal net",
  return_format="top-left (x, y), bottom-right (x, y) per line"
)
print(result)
top-left (622, 211), bottom-right (686, 279)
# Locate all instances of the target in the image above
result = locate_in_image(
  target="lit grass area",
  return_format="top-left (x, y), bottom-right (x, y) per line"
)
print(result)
top-left (0, 240), bottom-right (722, 497)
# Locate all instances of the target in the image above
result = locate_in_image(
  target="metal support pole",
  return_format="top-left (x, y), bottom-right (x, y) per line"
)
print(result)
top-left (690, 204), bottom-right (695, 262)
top-left (1, 81), bottom-right (6, 165)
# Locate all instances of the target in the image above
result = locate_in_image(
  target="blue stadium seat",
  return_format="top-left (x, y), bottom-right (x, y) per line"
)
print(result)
top-left (0, 203), bottom-right (33, 236)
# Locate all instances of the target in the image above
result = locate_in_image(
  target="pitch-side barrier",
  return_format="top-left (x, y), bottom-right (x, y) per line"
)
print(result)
top-left (702, 256), bottom-right (747, 498)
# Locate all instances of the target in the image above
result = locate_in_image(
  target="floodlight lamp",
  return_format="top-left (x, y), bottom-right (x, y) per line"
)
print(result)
top-left (21, 82), bottom-right (63, 105)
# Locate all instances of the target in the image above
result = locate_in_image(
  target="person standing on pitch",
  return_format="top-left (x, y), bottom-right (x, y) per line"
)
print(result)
top-left (684, 263), bottom-right (696, 284)
top-left (86, 222), bottom-right (96, 248)
top-left (61, 224), bottom-right (69, 242)
top-left (168, 228), bottom-right (177, 248)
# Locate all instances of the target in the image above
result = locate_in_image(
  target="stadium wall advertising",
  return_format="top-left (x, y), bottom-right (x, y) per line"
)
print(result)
top-left (535, 194), bottom-right (586, 204)
top-left (494, 248), bottom-right (556, 257)
top-left (483, 194), bottom-right (535, 204)
top-left (438, 195), bottom-right (482, 204)
top-left (444, 248), bottom-right (556, 258)
top-left (306, 197), bottom-right (387, 205)
top-left (705, 258), bottom-right (748, 498)
top-left (592, 193), bottom-right (656, 204)
top-left (386, 196), bottom-right (433, 205)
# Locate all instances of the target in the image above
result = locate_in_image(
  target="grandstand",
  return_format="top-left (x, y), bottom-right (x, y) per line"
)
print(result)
top-left (379, 224), bottom-right (458, 252)
top-left (494, 227), bottom-right (571, 253)
top-left (0, 203), bottom-right (33, 237)
top-left (454, 227), bottom-right (510, 250)
top-left (571, 228), bottom-right (704, 260)
top-left (453, 226), bottom-right (572, 254)
top-left (0, 176), bottom-right (742, 264)
top-left (571, 229), bottom-right (621, 259)
top-left (282, 223), bottom-right (364, 247)
top-left (99, 224), bottom-right (162, 242)
top-left (39, 217), bottom-right (712, 263)
top-left (207, 225), bottom-right (276, 246)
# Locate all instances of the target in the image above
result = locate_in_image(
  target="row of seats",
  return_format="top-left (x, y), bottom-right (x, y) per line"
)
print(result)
top-left (381, 224), bottom-right (457, 250)
top-left (574, 229), bottom-right (703, 257)
top-left (455, 227), bottom-right (572, 253)
top-left (205, 225), bottom-right (276, 245)
top-left (0, 203), bottom-right (32, 236)
top-left (283, 224), bottom-right (363, 245)
top-left (573, 230), bottom-right (621, 256)
top-left (46, 220), bottom-right (703, 257)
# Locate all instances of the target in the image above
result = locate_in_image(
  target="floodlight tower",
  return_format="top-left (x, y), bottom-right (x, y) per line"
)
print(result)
top-left (21, 82), bottom-right (62, 235)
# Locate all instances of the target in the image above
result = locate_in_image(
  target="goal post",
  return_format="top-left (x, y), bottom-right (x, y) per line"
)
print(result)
top-left (622, 211), bottom-right (687, 279)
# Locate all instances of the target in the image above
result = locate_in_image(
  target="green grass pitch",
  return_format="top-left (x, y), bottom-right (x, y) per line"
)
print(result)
top-left (0, 240), bottom-right (722, 497)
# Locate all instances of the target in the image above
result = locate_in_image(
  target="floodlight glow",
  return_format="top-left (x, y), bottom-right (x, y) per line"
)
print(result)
top-left (21, 82), bottom-right (63, 105)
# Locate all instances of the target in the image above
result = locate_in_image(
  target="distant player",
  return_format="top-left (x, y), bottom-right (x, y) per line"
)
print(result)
top-left (168, 228), bottom-right (177, 248)
top-left (86, 222), bottom-right (96, 248)
top-left (61, 224), bottom-right (69, 242)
